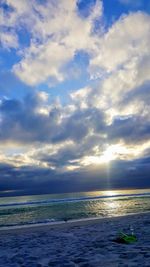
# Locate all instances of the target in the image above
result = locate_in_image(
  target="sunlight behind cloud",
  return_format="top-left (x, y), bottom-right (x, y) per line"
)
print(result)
top-left (0, 0), bottom-right (150, 193)
top-left (79, 141), bottom-right (150, 167)
top-left (99, 144), bottom-right (128, 163)
top-left (80, 144), bottom-right (128, 166)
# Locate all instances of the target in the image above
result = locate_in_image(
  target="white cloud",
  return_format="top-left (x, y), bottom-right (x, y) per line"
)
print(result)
top-left (0, 0), bottom-right (33, 29)
top-left (88, 12), bottom-right (150, 122)
top-left (0, 31), bottom-right (18, 49)
top-left (90, 12), bottom-right (150, 73)
top-left (70, 87), bottom-right (92, 109)
top-left (100, 55), bottom-right (150, 103)
top-left (0, 0), bottom-right (103, 85)
top-left (13, 41), bottom-right (73, 85)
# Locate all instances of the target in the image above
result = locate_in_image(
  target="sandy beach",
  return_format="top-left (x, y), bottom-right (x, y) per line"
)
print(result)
top-left (0, 212), bottom-right (150, 267)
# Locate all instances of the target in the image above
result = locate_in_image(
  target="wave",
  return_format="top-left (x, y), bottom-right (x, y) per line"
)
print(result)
top-left (0, 218), bottom-right (57, 228)
top-left (0, 192), bottom-right (150, 208)
top-left (1, 211), bottom-right (150, 231)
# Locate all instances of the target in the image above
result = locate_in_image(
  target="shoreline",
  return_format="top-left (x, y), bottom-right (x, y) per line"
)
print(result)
top-left (0, 211), bottom-right (150, 234)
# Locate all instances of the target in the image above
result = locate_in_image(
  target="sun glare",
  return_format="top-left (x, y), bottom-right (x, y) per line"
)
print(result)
top-left (99, 144), bottom-right (127, 163)
top-left (81, 144), bottom-right (128, 166)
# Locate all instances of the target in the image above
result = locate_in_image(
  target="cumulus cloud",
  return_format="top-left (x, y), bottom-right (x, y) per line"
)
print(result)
top-left (0, 87), bottom-right (150, 174)
top-left (0, 92), bottom-right (59, 143)
top-left (90, 12), bottom-right (150, 73)
top-left (0, 91), bottom-right (106, 145)
top-left (0, 0), bottom-right (103, 85)
top-left (0, 30), bottom-right (18, 49)
top-left (108, 116), bottom-right (150, 145)
top-left (88, 11), bottom-right (150, 128)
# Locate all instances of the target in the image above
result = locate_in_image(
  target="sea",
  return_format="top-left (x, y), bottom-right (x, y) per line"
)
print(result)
top-left (0, 188), bottom-right (150, 229)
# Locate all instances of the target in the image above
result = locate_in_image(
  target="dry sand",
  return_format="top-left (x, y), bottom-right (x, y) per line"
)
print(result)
top-left (0, 212), bottom-right (150, 267)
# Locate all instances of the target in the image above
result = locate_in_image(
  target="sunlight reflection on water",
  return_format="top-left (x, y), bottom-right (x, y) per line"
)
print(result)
top-left (0, 189), bottom-right (150, 227)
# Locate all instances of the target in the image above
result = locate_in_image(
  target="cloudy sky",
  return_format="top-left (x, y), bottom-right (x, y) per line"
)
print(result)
top-left (0, 0), bottom-right (150, 196)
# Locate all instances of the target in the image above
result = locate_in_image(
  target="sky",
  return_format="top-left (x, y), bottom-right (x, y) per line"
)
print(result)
top-left (0, 0), bottom-right (150, 196)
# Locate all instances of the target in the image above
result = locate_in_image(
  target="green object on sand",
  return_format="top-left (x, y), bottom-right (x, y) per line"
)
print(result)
top-left (114, 232), bottom-right (137, 244)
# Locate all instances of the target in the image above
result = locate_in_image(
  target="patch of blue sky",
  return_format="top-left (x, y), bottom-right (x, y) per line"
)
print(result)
top-left (76, 0), bottom-right (150, 33)
top-left (36, 0), bottom-right (48, 5)
top-left (37, 50), bottom-right (90, 104)
top-left (0, 71), bottom-right (32, 100)
top-left (17, 28), bottom-right (31, 49)
top-left (77, 0), bottom-right (97, 17)
top-left (0, 1), bottom-right (14, 13)
top-left (37, 74), bottom-right (90, 105)
top-left (0, 23), bottom-right (28, 79)
top-left (103, 0), bottom-right (150, 30)
top-left (0, 48), bottom-right (21, 71)
top-left (73, 50), bottom-right (89, 69)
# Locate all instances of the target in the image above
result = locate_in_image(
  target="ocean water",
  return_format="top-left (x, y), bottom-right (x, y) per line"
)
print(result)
top-left (0, 189), bottom-right (150, 228)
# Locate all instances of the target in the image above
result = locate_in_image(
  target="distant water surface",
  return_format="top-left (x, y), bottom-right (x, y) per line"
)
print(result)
top-left (0, 189), bottom-right (150, 228)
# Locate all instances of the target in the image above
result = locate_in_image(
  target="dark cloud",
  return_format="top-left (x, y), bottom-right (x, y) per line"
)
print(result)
top-left (107, 115), bottom-right (150, 144)
top-left (120, 81), bottom-right (150, 108)
top-left (0, 93), bottom-right (59, 143)
top-left (52, 107), bottom-right (105, 142)
top-left (0, 88), bottom-right (150, 196)
top-left (0, 93), bottom-right (106, 144)
top-left (105, 81), bottom-right (150, 144)
top-left (1, 88), bottom-right (149, 150)
top-left (0, 156), bottom-right (150, 197)
top-left (36, 134), bottom-right (105, 168)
